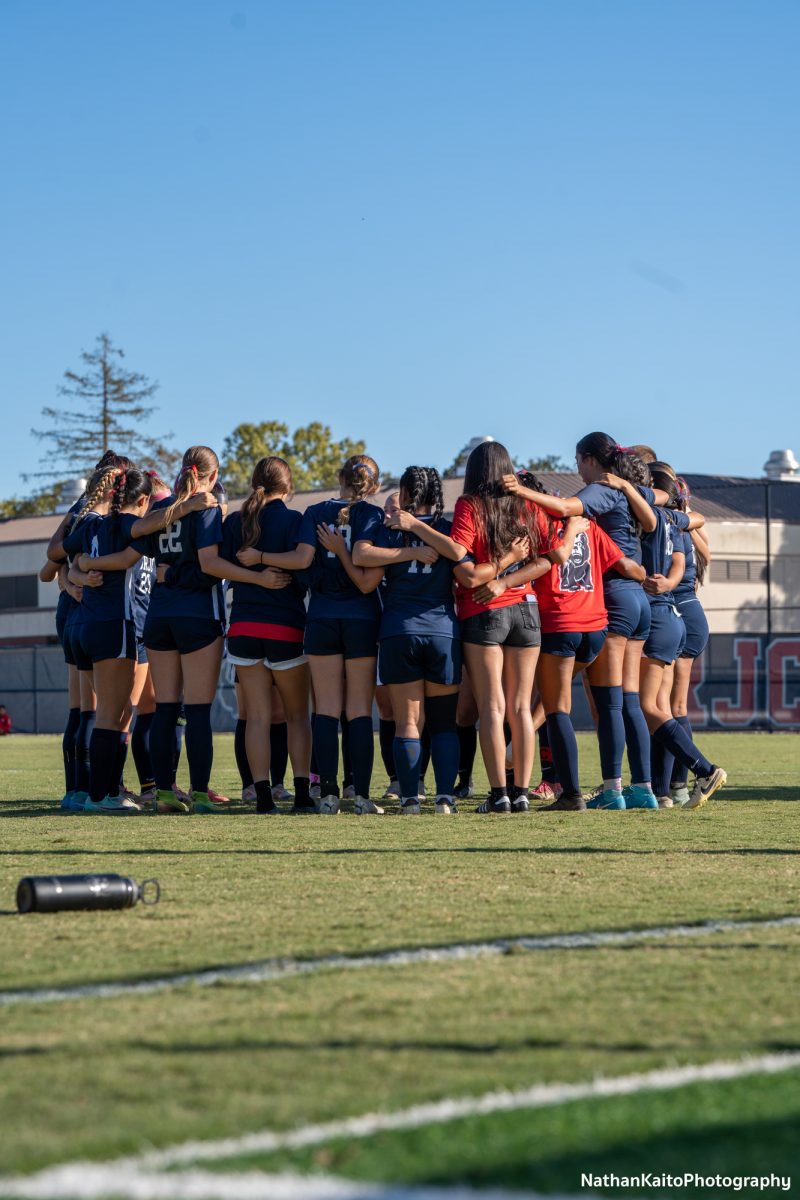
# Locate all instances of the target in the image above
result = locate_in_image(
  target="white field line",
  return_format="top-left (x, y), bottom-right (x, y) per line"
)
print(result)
top-left (1, 913), bottom-right (799, 1007)
top-left (0, 1166), bottom-right (606, 1200)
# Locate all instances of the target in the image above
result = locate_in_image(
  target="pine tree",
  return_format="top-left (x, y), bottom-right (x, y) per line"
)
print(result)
top-left (29, 332), bottom-right (179, 482)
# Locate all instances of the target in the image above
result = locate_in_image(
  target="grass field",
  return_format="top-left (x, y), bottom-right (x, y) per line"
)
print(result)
top-left (0, 732), bottom-right (798, 1198)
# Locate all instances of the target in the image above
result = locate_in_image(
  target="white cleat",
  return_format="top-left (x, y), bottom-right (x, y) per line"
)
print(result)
top-left (657, 795), bottom-right (674, 808)
top-left (354, 796), bottom-right (384, 815)
top-left (400, 798), bottom-right (421, 814)
top-left (382, 781), bottom-right (401, 800)
top-left (670, 785), bottom-right (690, 807)
top-left (241, 784), bottom-right (257, 804)
top-left (317, 794), bottom-right (341, 815)
top-left (434, 795), bottom-right (456, 815)
top-left (271, 784), bottom-right (294, 803)
top-left (685, 767), bottom-right (727, 809)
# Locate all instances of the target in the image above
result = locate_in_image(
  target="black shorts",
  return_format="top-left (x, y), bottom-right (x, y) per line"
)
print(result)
top-left (540, 627), bottom-right (608, 664)
top-left (304, 617), bottom-right (379, 659)
top-left (71, 619), bottom-right (136, 671)
top-left (60, 616), bottom-right (77, 666)
top-left (227, 634), bottom-right (307, 670)
top-left (379, 634), bottom-right (462, 686)
top-left (460, 601), bottom-right (541, 648)
top-left (143, 614), bottom-right (223, 655)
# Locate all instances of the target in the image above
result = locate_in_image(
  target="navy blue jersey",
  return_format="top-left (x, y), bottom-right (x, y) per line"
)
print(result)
top-left (673, 528), bottom-right (698, 598)
top-left (640, 509), bottom-right (690, 604)
top-left (132, 497), bottom-right (225, 621)
top-left (375, 517), bottom-right (459, 639)
top-left (221, 503), bottom-right (306, 630)
top-left (63, 513), bottom-right (140, 622)
top-left (577, 484), bottom-right (656, 568)
top-left (130, 555), bottom-right (156, 639)
top-left (297, 498), bottom-right (383, 621)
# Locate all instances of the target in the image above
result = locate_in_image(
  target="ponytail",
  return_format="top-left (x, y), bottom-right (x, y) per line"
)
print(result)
top-left (161, 445), bottom-right (219, 530)
top-left (240, 457), bottom-right (293, 550)
top-left (337, 455), bottom-right (380, 528)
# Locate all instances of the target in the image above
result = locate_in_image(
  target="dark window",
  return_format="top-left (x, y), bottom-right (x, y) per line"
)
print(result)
top-left (0, 575), bottom-right (39, 609)
top-left (715, 560), bottom-right (767, 583)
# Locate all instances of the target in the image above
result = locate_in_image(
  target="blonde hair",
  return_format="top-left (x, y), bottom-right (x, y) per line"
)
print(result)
top-left (336, 455), bottom-right (379, 527)
top-left (72, 465), bottom-right (120, 527)
top-left (161, 445), bottom-right (219, 529)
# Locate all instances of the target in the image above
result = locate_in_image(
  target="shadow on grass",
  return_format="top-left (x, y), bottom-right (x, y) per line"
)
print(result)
top-left (2, 846), bottom-right (800, 858)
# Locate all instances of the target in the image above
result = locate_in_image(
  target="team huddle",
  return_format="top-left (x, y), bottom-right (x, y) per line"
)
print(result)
top-left (42, 432), bottom-right (725, 816)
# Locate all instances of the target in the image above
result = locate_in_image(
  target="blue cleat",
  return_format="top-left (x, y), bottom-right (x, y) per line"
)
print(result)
top-left (623, 785), bottom-right (659, 810)
top-left (586, 789), bottom-right (626, 810)
top-left (64, 790), bottom-right (89, 812)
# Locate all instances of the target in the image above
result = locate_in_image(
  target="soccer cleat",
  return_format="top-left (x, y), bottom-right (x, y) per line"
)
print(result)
top-left (84, 795), bottom-right (141, 815)
top-left (511, 793), bottom-right (530, 813)
top-left (241, 784), bottom-right (257, 804)
top-left (271, 784), bottom-right (294, 803)
top-left (256, 799), bottom-right (280, 814)
top-left (658, 795), bottom-right (674, 808)
top-left (531, 780), bottom-right (560, 801)
top-left (623, 785), bottom-right (658, 810)
top-left (309, 783), bottom-right (321, 803)
top-left (173, 784), bottom-right (192, 804)
top-left (417, 785), bottom-right (427, 802)
top-left (342, 784), bottom-right (356, 801)
top-left (191, 791), bottom-right (228, 813)
top-left (670, 784), bottom-right (690, 807)
top-left (119, 784), bottom-right (139, 803)
top-left (156, 789), bottom-right (190, 813)
top-left (292, 798), bottom-right (317, 813)
top-left (685, 767), bottom-right (727, 809)
top-left (207, 786), bottom-right (231, 804)
top-left (475, 795), bottom-right (511, 814)
top-left (354, 796), bottom-right (384, 815)
top-left (400, 798), bottom-right (421, 814)
top-left (383, 780), bottom-right (401, 800)
top-left (68, 790), bottom-right (90, 812)
top-left (434, 796), bottom-right (456, 814)
top-left (137, 787), bottom-right (157, 810)
top-left (538, 793), bottom-right (587, 812)
top-left (60, 792), bottom-right (78, 812)
top-left (317, 794), bottom-right (341, 815)
top-left (586, 789), bottom-right (626, 810)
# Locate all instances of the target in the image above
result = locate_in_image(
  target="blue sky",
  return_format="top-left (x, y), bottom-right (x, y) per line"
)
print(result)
top-left (1, 0), bottom-right (798, 491)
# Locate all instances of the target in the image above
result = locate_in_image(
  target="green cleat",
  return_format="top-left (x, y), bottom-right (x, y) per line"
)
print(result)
top-left (191, 791), bottom-right (228, 813)
top-left (156, 789), bottom-right (190, 813)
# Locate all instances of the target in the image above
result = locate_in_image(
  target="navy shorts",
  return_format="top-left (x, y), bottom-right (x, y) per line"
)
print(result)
top-left (460, 600), bottom-right (541, 648)
top-left (603, 580), bottom-right (651, 640)
top-left (540, 627), bottom-right (608, 664)
top-left (644, 603), bottom-right (686, 665)
top-left (143, 614), bottom-right (223, 655)
top-left (71, 619), bottom-right (136, 671)
top-left (379, 634), bottom-right (462, 686)
top-left (60, 615), bottom-right (76, 666)
top-left (675, 596), bottom-right (709, 660)
top-left (227, 634), bottom-right (307, 670)
top-left (304, 617), bottom-right (379, 659)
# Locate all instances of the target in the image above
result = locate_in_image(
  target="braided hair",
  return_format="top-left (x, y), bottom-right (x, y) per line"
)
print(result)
top-left (161, 445), bottom-right (219, 530)
top-left (336, 454), bottom-right (380, 528)
top-left (108, 468), bottom-right (154, 530)
top-left (397, 466), bottom-right (446, 544)
top-left (72, 465), bottom-right (121, 527)
top-left (240, 457), bottom-right (293, 550)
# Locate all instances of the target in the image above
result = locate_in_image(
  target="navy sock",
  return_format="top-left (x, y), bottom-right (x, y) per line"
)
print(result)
top-left (183, 703), bottom-right (214, 794)
top-left (234, 718), bottom-right (253, 788)
top-left (89, 727), bottom-right (121, 802)
top-left (457, 723), bottom-right (477, 790)
top-left (379, 718), bottom-right (397, 780)
top-left (348, 715), bottom-right (374, 798)
top-left (310, 713), bottom-right (318, 776)
top-left (340, 712), bottom-right (352, 788)
top-left (545, 712), bottom-right (581, 797)
top-left (75, 710), bottom-right (95, 794)
top-left (116, 732), bottom-right (130, 792)
top-left (426, 693), bottom-right (459, 796)
top-left (650, 736), bottom-right (675, 797)
top-left (590, 685), bottom-right (624, 779)
top-left (313, 714), bottom-right (340, 788)
top-left (63, 707), bottom-right (80, 793)
top-left (131, 712), bottom-right (155, 790)
top-left (394, 736), bottom-right (422, 800)
top-left (670, 716), bottom-right (692, 786)
top-left (151, 702), bottom-right (182, 791)
top-left (173, 717), bottom-right (184, 779)
top-left (652, 719), bottom-right (714, 776)
top-left (270, 722), bottom-right (288, 787)
top-left (420, 725), bottom-right (431, 786)
top-left (622, 691), bottom-right (651, 783)
top-left (538, 724), bottom-right (558, 785)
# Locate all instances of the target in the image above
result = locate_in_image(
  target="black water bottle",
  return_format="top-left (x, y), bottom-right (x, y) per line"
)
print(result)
top-left (16, 874), bottom-right (160, 914)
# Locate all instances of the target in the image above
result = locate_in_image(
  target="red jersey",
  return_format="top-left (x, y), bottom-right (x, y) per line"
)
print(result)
top-left (450, 496), bottom-right (554, 621)
top-left (535, 520), bottom-right (623, 632)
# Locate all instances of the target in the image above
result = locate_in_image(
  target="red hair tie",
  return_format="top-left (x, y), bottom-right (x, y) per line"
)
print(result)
top-left (616, 445), bottom-right (631, 453)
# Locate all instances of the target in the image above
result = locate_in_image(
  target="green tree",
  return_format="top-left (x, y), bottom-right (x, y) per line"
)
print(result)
top-left (0, 483), bottom-right (72, 520)
top-left (29, 332), bottom-right (179, 483)
top-left (220, 421), bottom-right (366, 496)
top-left (525, 453), bottom-right (571, 473)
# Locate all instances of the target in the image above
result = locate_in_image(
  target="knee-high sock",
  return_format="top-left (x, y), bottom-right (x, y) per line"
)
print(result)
top-left (590, 685), bottom-right (624, 780)
top-left (131, 711), bottom-right (155, 790)
top-left (538, 723), bottom-right (558, 785)
top-left (379, 718), bottom-right (397, 780)
top-left (650, 736), bottom-right (675, 797)
top-left (89, 727), bottom-right (120, 802)
top-left (310, 712), bottom-right (319, 777)
top-left (340, 712), bottom-right (352, 787)
top-left (652, 719), bottom-right (714, 776)
top-left (670, 716), bottom-right (692, 786)
top-left (348, 715), bottom-right (374, 798)
top-left (457, 723), bottom-right (477, 790)
top-left (270, 722), bottom-right (288, 787)
top-left (173, 714), bottom-right (184, 780)
top-left (545, 712), bottom-right (580, 797)
top-left (184, 703), bottom-right (213, 794)
top-left (151, 702), bottom-right (181, 791)
top-left (419, 725), bottom-right (432, 784)
top-left (75, 710), bottom-right (95, 794)
top-left (234, 718), bottom-right (253, 788)
top-left (313, 714), bottom-right (340, 794)
top-left (622, 691), bottom-right (651, 784)
top-left (62, 707), bottom-right (80, 794)
top-left (394, 736), bottom-right (422, 800)
top-left (425, 694), bottom-right (459, 797)
top-left (115, 732), bottom-right (130, 791)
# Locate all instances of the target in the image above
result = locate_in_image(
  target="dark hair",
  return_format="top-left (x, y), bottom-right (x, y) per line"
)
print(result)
top-left (109, 468), bottom-right (154, 530)
top-left (337, 454), bottom-right (379, 528)
top-left (575, 432), bottom-right (650, 487)
top-left (462, 441), bottom-right (539, 560)
top-left (240, 457), bottom-right (293, 550)
top-left (675, 475), bottom-right (707, 586)
top-left (649, 462), bottom-right (680, 509)
top-left (94, 450), bottom-right (136, 473)
top-left (398, 466), bottom-right (445, 544)
top-left (515, 470), bottom-right (555, 541)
